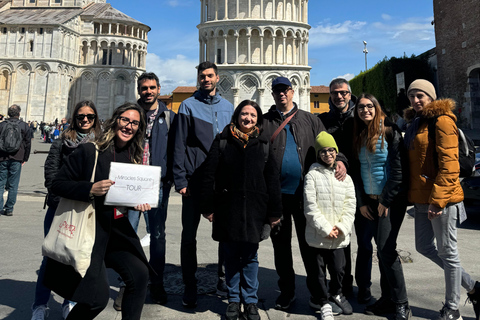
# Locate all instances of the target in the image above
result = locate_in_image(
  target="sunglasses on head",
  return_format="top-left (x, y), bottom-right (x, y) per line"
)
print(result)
top-left (76, 114), bottom-right (96, 121)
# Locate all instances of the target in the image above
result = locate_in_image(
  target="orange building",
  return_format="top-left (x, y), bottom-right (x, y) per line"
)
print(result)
top-left (310, 85), bottom-right (330, 115)
top-left (170, 86), bottom-right (197, 113)
top-left (158, 95), bottom-right (173, 110)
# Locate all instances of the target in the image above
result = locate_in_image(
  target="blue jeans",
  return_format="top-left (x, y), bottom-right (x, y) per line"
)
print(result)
top-left (128, 185), bottom-right (170, 285)
top-left (224, 242), bottom-right (259, 304)
top-left (33, 206), bottom-right (73, 310)
top-left (414, 202), bottom-right (475, 309)
top-left (0, 159), bottom-right (22, 212)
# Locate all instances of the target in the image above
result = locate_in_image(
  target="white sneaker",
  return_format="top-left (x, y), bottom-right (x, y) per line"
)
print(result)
top-left (320, 303), bottom-right (334, 320)
top-left (62, 301), bottom-right (76, 319)
top-left (140, 233), bottom-right (150, 247)
top-left (32, 305), bottom-right (49, 320)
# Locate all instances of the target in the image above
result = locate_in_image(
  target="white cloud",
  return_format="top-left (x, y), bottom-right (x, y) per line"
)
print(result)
top-left (382, 14), bottom-right (392, 21)
top-left (165, 0), bottom-right (194, 7)
top-left (336, 73), bottom-right (355, 81)
top-left (146, 53), bottom-right (198, 94)
top-left (309, 20), bottom-right (367, 47)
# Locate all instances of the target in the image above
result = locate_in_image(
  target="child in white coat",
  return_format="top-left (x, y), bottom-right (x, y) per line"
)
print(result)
top-left (303, 132), bottom-right (356, 320)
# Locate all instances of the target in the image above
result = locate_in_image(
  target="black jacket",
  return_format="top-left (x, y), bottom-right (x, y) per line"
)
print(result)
top-left (262, 104), bottom-right (347, 195)
top-left (44, 143), bottom-right (152, 303)
top-left (0, 118), bottom-right (31, 162)
top-left (199, 126), bottom-right (282, 244)
top-left (352, 121), bottom-right (408, 208)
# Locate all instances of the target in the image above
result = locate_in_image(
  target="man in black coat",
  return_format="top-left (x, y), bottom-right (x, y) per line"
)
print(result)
top-left (0, 104), bottom-right (31, 216)
top-left (262, 77), bottom-right (348, 312)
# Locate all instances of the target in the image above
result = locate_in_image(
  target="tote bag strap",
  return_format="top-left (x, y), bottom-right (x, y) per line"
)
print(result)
top-left (270, 110), bottom-right (298, 144)
top-left (90, 144), bottom-right (99, 183)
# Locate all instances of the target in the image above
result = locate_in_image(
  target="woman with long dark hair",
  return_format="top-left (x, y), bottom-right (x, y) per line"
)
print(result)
top-left (44, 103), bottom-right (152, 320)
top-left (32, 100), bottom-right (102, 320)
top-left (200, 100), bottom-right (282, 320)
top-left (352, 93), bottom-right (411, 320)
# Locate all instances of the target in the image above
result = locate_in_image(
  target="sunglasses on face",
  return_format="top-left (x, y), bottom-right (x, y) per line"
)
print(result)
top-left (76, 114), bottom-right (96, 121)
top-left (330, 91), bottom-right (350, 97)
top-left (272, 87), bottom-right (292, 95)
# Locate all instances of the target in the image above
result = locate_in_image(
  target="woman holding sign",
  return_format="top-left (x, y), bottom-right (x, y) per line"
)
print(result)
top-left (200, 100), bottom-right (282, 320)
top-left (44, 103), bottom-right (152, 320)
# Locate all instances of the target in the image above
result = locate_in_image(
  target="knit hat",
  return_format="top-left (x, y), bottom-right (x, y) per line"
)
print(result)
top-left (315, 131), bottom-right (338, 156)
top-left (407, 79), bottom-right (437, 100)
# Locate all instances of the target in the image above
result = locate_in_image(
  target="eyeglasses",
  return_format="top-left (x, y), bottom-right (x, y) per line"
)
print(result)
top-left (330, 90), bottom-right (350, 97)
top-left (118, 116), bottom-right (140, 128)
top-left (320, 148), bottom-right (336, 156)
top-left (357, 104), bottom-right (375, 111)
top-left (75, 114), bottom-right (96, 121)
top-left (272, 87), bottom-right (292, 95)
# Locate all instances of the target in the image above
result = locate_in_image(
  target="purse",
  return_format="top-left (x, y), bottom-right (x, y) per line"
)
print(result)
top-left (42, 147), bottom-right (98, 277)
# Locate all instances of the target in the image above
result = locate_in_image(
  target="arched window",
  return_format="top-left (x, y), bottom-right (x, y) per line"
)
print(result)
top-left (0, 70), bottom-right (9, 90)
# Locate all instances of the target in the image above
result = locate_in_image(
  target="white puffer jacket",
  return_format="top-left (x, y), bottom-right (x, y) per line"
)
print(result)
top-left (303, 162), bottom-right (356, 249)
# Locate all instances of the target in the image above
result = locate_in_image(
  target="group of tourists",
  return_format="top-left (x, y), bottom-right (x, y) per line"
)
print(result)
top-left (20, 61), bottom-right (479, 320)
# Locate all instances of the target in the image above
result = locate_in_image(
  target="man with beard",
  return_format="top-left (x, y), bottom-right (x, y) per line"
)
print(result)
top-left (319, 78), bottom-right (374, 304)
top-left (173, 61), bottom-right (234, 308)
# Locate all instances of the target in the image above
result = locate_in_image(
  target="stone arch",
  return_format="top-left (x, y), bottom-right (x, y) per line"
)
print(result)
top-left (263, 29), bottom-right (274, 65)
top-left (238, 73), bottom-right (260, 103)
top-left (16, 62), bottom-right (33, 74)
top-left (217, 73), bottom-right (234, 102)
top-left (467, 66), bottom-right (480, 129)
top-left (227, 29), bottom-right (236, 64)
top-left (251, 29), bottom-right (261, 64)
top-left (275, 30), bottom-right (284, 64)
top-left (238, 29), bottom-right (248, 64)
top-left (0, 69), bottom-right (10, 90)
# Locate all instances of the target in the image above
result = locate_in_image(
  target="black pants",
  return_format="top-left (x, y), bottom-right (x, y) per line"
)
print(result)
top-left (270, 194), bottom-right (319, 297)
top-left (360, 196), bottom-right (408, 304)
top-left (66, 250), bottom-right (149, 320)
top-left (311, 248), bottom-right (346, 305)
top-left (180, 195), bottom-right (225, 287)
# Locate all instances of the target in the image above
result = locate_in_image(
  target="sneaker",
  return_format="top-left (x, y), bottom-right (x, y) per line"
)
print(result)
top-left (394, 303), bottom-right (412, 320)
top-left (114, 286), bottom-right (125, 311)
top-left (467, 281), bottom-right (480, 320)
top-left (329, 301), bottom-right (343, 316)
top-left (436, 304), bottom-right (462, 320)
top-left (274, 293), bottom-right (296, 310)
top-left (309, 296), bottom-right (322, 310)
top-left (182, 285), bottom-right (197, 308)
top-left (62, 302), bottom-right (75, 319)
top-left (216, 277), bottom-right (228, 298)
top-left (320, 303), bottom-right (334, 320)
top-left (365, 296), bottom-right (396, 315)
top-left (150, 284), bottom-right (168, 305)
top-left (329, 294), bottom-right (353, 315)
top-left (2, 210), bottom-right (12, 216)
top-left (357, 287), bottom-right (372, 304)
top-left (140, 233), bottom-right (150, 247)
top-left (31, 305), bottom-right (49, 320)
top-left (225, 302), bottom-right (241, 320)
top-left (244, 303), bottom-right (260, 320)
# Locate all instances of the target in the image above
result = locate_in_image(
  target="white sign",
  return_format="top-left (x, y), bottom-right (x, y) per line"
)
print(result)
top-left (104, 162), bottom-right (161, 208)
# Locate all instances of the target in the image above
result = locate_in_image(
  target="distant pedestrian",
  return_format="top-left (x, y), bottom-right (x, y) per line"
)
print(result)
top-left (0, 104), bottom-right (32, 216)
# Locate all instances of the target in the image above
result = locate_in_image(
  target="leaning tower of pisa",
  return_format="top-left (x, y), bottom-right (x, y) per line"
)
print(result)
top-left (198, 0), bottom-right (311, 112)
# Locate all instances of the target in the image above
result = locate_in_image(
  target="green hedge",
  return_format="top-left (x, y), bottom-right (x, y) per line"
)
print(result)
top-left (349, 55), bottom-right (433, 115)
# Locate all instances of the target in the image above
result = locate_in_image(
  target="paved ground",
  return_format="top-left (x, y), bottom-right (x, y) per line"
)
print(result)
top-left (0, 137), bottom-right (479, 320)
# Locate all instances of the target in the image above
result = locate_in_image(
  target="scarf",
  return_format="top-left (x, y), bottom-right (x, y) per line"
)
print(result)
top-left (63, 131), bottom-right (95, 149)
top-left (229, 123), bottom-right (260, 148)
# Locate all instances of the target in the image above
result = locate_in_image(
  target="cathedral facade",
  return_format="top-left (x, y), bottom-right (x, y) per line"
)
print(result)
top-left (197, 0), bottom-right (311, 112)
top-left (0, 0), bottom-right (150, 121)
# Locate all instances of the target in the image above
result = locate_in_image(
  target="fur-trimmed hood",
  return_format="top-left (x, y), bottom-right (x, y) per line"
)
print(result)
top-left (403, 98), bottom-right (457, 123)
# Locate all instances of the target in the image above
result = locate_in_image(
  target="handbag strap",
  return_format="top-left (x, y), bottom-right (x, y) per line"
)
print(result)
top-left (90, 144), bottom-right (99, 183)
top-left (270, 110), bottom-right (298, 144)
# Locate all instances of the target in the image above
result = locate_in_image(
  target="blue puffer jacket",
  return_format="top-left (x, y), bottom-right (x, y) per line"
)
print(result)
top-left (173, 89), bottom-right (234, 191)
top-left (359, 136), bottom-right (389, 196)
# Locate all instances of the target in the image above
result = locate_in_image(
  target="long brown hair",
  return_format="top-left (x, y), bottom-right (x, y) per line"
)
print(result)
top-left (353, 93), bottom-right (389, 158)
top-left (61, 100), bottom-right (102, 141)
top-left (95, 103), bottom-right (146, 164)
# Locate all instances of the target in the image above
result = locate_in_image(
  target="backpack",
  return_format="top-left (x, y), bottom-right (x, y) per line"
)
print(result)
top-left (0, 120), bottom-right (22, 153)
top-left (427, 116), bottom-right (475, 177)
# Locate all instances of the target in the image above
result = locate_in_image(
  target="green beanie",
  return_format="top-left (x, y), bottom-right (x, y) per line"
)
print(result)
top-left (315, 131), bottom-right (338, 156)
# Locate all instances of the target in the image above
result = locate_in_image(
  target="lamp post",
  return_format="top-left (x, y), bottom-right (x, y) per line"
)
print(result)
top-left (363, 41), bottom-right (368, 71)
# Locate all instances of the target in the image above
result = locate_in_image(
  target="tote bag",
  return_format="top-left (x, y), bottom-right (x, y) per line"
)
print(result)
top-left (42, 148), bottom-right (98, 277)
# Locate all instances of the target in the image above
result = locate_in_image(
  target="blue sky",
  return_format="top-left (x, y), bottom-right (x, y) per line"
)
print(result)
top-left (110, 0), bottom-right (436, 94)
